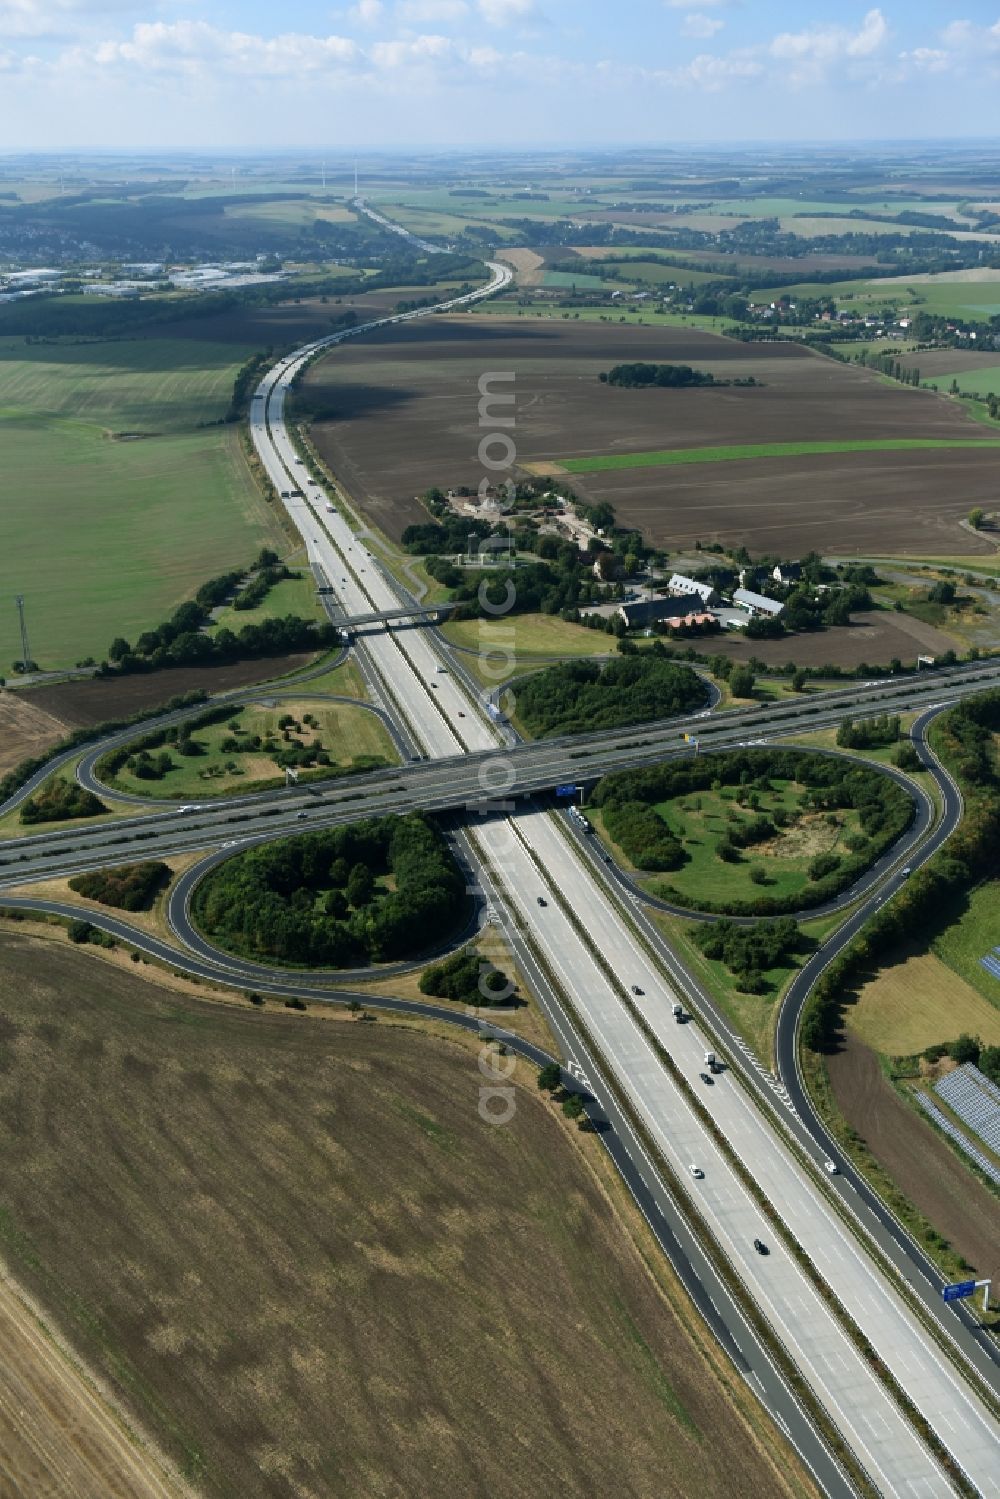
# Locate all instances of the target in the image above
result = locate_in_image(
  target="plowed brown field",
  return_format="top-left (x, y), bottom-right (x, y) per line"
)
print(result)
top-left (303, 316), bottom-right (998, 555)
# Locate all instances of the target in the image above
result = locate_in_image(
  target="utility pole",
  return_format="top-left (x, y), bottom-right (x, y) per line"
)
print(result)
top-left (14, 595), bottom-right (31, 674)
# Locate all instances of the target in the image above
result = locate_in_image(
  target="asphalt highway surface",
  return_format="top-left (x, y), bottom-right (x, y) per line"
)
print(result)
top-left (3, 235), bottom-right (999, 1495)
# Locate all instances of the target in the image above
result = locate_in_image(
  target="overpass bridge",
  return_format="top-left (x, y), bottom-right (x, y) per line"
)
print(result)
top-left (318, 599), bottom-right (458, 631)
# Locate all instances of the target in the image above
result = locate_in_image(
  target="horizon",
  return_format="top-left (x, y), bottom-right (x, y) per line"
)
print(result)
top-left (2, 3), bottom-right (1000, 150)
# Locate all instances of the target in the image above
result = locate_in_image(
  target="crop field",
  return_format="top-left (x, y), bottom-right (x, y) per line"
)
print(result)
top-left (303, 313), bottom-right (1000, 556)
top-left (106, 697), bottom-right (397, 799)
top-left (846, 948), bottom-right (1000, 1055)
top-left (560, 437), bottom-right (1000, 473)
top-left (826, 1032), bottom-right (1000, 1288)
top-left (0, 336), bottom-right (288, 669)
top-left (0, 931), bottom-right (809, 1499)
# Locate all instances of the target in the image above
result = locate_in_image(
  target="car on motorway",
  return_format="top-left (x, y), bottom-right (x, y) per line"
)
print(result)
top-left (295, 811), bottom-right (308, 820)
top-left (536, 896), bottom-right (547, 906)
top-left (689, 1165), bottom-right (704, 1179)
top-left (753, 1238), bottom-right (769, 1256)
top-left (700, 1072), bottom-right (714, 1085)
top-left (900, 866), bottom-right (912, 878)
top-left (458, 711), bottom-right (466, 717)
top-left (631, 985), bottom-right (644, 996)
top-left (824, 1160), bottom-right (839, 1175)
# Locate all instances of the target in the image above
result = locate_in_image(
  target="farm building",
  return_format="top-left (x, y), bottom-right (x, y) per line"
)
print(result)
top-left (668, 573), bottom-right (715, 603)
top-left (618, 597), bottom-right (704, 629)
top-left (733, 588), bottom-right (784, 618)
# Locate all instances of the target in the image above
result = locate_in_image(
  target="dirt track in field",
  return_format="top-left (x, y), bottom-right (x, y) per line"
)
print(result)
top-left (0, 1269), bottom-right (182, 1499)
top-left (826, 1032), bottom-right (1000, 1283)
top-left (0, 693), bottom-right (69, 775)
top-left (303, 315), bottom-right (999, 555)
top-left (0, 931), bottom-right (811, 1499)
top-left (682, 609), bottom-right (956, 670)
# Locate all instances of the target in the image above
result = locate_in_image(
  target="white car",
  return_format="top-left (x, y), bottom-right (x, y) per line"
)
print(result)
top-left (824, 1160), bottom-right (839, 1175)
top-left (689, 1165), bottom-right (704, 1179)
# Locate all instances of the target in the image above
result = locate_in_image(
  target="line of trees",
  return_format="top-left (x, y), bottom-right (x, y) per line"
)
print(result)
top-left (801, 690), bottom-right (1000, 1052)
top-left (836, 715), bottom-right (900, 750)
top-left (193, 813), bottom-right (465, 968)
top-left (97, 556), bottom-right (334, 677)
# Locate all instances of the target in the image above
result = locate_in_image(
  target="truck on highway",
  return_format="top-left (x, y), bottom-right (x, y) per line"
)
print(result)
top-left (672, 1002), bottom-right (684, 1021)
top-left (704, 1050), bottom-right (718, 1072)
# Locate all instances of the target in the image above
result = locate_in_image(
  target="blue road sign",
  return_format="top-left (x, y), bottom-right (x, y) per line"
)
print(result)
top-left (942, 1280), bottom-right (976, 1302)
top-left (555, 784), bottom-right (577, 799)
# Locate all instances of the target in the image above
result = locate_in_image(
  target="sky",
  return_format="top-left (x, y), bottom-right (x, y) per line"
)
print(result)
top-left (1, 1), bottom-right (999, 151)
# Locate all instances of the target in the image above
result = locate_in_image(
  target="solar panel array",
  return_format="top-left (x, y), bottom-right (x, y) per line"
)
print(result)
top-left (917, 1094), bottom-right (1000, 1189)
top-left (981, 952), bottom-right (1000, 982)
top-left (934, 1062), bottom-right (1000, 1152)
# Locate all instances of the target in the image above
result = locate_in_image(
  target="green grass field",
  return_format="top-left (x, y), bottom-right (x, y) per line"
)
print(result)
top-left (209, 570), bottom-right (325, 632)
top-left (932, 879), bottom-right (1000, 1009)
top-left (932, 365), bottom-right (1000, 397)
top-left (560, 437), bottom-right (1000, 474)
top-left (0, 337), bottom-right (284, 669)
top-left (106, 697), bottom-right (397, 799)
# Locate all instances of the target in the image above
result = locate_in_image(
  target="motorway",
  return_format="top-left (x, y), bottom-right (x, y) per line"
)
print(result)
top-left (3, 247), bottom-right (1000, 1494)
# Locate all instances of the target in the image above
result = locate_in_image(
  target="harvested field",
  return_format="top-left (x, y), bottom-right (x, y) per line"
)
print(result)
top-left (846, 946), bottom-right (1000, 1055)
top-left (826, 1033), bottom-right (1000, 1283)
top-left (0, 692), bottom-right (69, 775)
top-left (21, 653), bottom-right (315, 729)
top-left (303, 315), bottom-right (998, 554)
top-left (679, 609), bottom-right (956, 671)
top-left (0, 1271), bottom-right (183, 1499)
top-left (0, 931), bottom-right (810, 1499)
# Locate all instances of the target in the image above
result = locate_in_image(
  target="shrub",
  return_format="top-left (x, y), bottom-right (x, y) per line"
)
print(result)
top-left (419, 947), bottom-right (514, 1006)
top-left (69, 861), bottom-right (170, 912)
top-left (21, 778), bottom-right (106, 826)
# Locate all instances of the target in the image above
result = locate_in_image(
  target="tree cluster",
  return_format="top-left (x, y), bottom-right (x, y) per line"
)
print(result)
top-left (97, 559), bottom-right (335, 676)
top-left (69, 861), bottom-right (170, 912)
top-left (696, 916), bottom-right (809, 993)
top-left (194, 813), bottom-right (465, 968)
top-left (836, 714), bottom-right (901, 750)
top-left (418, 948), bottom-right (513, 1007)
top-left (20, 777), bottom-right (106, 826)
top-left (598, 362), bottom-right (756, 389)
top-left (922, 1035), bottom-right (1000, 1089)
top-left (517, 655), bottom-right (705, 738)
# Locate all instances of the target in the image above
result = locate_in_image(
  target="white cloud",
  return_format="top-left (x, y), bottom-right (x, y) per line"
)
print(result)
top-left (940, 18), bottom-right (1000, 55)
top-left (477, 0), bottom-right (534, 26)
top-left (770, 6), bottom-right (888, 71)
top-left (681, 13), bottom-right (724, 40)
top-left (350, 0), bottom-right (383, 24)
top-left (677, 50), bottom-right (761, 88)
top-left (396, 0), bottom-right (468, 19)
top-left (82, 20), bottom-right (360, 77)
top-left (370, 30), bottom-right (452, 65)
